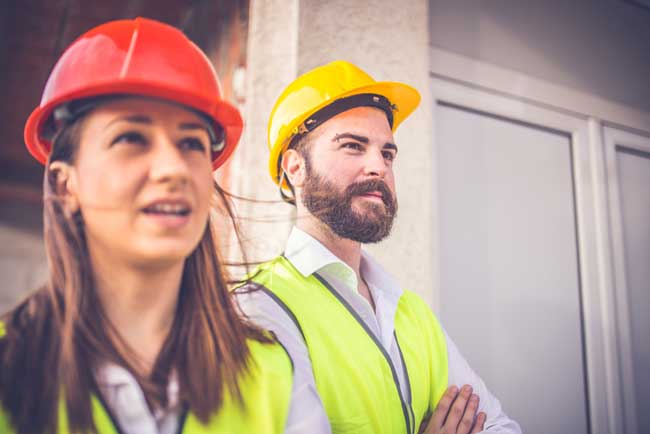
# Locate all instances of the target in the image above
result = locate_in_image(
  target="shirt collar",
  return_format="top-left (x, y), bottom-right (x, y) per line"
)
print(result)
top-left (359, 249), bottom-right (402, 300)
top-left (95, 362), bottom-right (134, 388)
top-left (284, 226), bottom-right (402, 299)
top-left (284, 226), bottom-right (346, 277)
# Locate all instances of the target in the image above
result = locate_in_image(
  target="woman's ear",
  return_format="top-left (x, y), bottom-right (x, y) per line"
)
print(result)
top-left (48, 161), bottom-right (80, 213)
top-left (281, 149), bottom-right (306, 189)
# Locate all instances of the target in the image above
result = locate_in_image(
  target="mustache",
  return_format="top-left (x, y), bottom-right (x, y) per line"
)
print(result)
top-left (345, 179), bottom-right (395, 208)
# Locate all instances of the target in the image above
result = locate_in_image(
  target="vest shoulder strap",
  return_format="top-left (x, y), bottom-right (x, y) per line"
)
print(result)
top-left (396, 290), bottom-right (449, 414)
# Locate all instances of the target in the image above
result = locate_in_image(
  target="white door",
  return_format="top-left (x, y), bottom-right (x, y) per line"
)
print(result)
top-left (604, 127), bottom-right (650, 434)
top-left (435, 102), bottom-right (589, 434)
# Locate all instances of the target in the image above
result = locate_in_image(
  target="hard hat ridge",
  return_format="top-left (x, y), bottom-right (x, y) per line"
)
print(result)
top-left (24, 17), bottom-right (242, 170)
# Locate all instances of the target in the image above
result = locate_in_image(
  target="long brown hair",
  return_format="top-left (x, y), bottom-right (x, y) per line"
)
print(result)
top-left (0, 110), bottom-right (270, 434)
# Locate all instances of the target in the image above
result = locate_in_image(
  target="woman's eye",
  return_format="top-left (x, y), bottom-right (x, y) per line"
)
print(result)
top-left (178, 137), bottom-right (208, 153)
top-left (112, 131), bottom-right (146, 146)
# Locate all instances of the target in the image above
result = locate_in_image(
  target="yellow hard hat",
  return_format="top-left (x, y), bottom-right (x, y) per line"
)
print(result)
top-left (267, 60), bottom-right (421, 188)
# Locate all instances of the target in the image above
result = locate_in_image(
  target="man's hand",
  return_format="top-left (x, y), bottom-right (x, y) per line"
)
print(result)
top-left (420, 385), bottom-right (486, 434)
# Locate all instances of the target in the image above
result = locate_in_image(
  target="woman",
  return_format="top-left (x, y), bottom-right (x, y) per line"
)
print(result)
top-left (0, 18), bottom-right (294, 434)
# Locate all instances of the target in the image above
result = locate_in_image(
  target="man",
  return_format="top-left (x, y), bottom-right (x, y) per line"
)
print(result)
top-left (237, 61), bottom-right (521, 434)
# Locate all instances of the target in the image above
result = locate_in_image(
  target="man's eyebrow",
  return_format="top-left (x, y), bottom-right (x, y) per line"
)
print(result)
top-left (333, 133), bottom-right (369, 143)
top-left (333, 133), bottom-right (398, 152)
top-left (106, 114), bottom-right (152, 128)
top-left (383, 142), bottom-right (398, 153)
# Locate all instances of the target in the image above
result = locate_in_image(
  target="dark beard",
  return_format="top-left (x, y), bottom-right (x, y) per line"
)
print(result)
top-left (301, 159), bottom-right (398, 243)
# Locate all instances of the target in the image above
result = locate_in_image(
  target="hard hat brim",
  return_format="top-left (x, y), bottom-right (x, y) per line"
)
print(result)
top-left (24, 81), bottom-right (243, 170)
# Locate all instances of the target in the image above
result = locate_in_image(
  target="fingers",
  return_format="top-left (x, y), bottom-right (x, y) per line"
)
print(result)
top-left (457, 392), bottom-right (480, 434)
top-left (426, 384), bottom-right (486, 434)
top-left (425, 385), bottom-right (459, 433)
top-left (470, 412), bottom-right (487, 434)
top-left (444, 384), bottom-right (474, 432)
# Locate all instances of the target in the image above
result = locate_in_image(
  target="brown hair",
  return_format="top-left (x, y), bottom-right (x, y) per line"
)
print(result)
top-left (0, 111), bottom-right (269, 433)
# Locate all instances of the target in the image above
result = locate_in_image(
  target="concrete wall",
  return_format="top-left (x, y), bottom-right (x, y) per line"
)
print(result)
top-left (0, 224), bottom-right (48, 313)
top-left (5, 1), bottom-right (646, 312)
top-left (237, 0), bottom-right (435, 304)
top-left (226, 0), bottom-right (299, 267)
top-left (429, 0), bottom-right (650, 114)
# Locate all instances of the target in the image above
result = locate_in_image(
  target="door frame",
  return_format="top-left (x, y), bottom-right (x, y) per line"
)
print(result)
top-left (602, 126), bottom-right (650, 434)
top-left (429, 46), bottom-right (650, 434)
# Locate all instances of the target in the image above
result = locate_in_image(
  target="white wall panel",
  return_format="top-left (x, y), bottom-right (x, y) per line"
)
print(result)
top-left (436, 103), bottom-right (589, 434)
top-left (604, 127), bottom-right (650, 434)
top-left (616, 148), bottom-right (650, 434)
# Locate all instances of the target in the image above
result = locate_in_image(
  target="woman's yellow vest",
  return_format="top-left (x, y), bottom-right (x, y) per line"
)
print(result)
top-left (249, 256), bottom-right (449, 434)
top-left (0, 321), bottom-right (292, 434)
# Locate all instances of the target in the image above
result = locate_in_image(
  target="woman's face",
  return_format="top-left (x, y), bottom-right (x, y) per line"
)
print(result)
top-left (60, 97), bottom-right (215, 269)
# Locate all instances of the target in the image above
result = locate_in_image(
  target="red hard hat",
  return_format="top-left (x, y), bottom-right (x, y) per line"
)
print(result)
top-left (24, 17), bottom-right (243, 170)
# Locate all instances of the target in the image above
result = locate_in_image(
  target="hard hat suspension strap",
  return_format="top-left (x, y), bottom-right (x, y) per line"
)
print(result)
top-left (275, 93), bottom-right (397, 192)
top-left (43, 95), bottom-right (225, 160)
top-left (298, 93), bottom-right (396, 137)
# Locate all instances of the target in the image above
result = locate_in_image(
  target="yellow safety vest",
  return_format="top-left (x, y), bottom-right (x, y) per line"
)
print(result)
top-left (249, 256), bottom-right (449, 434)
top-left (0, 323), bottom-right (292, 434)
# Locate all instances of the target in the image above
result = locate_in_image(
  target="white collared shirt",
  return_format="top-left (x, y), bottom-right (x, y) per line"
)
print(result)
top-left (237, 226), bottom-right (522, 434)
top-left (94, 364), bottom-right (181, 434)
top-left (94, 320), bottom-right (322, 434)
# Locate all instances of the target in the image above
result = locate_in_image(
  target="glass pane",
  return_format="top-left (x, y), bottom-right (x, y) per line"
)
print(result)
top-left (436, 103), bottom-right (589, 434)
top-left (616, 146), bottom-right (650, 434)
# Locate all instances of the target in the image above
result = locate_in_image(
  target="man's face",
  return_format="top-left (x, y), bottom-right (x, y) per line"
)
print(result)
top-left (298, 106), bottom-right (398, 243)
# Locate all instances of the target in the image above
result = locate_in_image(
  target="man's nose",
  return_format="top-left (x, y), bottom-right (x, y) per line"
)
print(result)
top-left (363, 149), bottom-right (387, 178)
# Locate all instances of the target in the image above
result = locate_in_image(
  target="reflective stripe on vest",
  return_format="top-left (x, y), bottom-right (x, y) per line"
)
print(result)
top-left (249, 256), bottom-right (449, 434)
top-left (0, 335), bottom-right (292, 434)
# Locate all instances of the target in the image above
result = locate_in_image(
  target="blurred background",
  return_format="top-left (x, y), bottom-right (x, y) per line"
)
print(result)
top-left (0, 1), bottom-right (648, 434)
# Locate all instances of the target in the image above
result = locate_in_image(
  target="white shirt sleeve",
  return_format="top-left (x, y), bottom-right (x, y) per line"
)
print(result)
top-left (444, 330), bottom-right (522, 434)
top-left (235, 288), bottom-right (332, 434)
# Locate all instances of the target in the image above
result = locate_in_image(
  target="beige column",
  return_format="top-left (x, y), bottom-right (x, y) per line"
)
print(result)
top-left (227, 0), bottom-right (299, 266)
top-left (238, 0), bottom-right (435, 306)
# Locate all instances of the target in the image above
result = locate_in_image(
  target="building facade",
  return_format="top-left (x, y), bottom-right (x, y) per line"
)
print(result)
top-left (1, 1), bottom-right (649, 433)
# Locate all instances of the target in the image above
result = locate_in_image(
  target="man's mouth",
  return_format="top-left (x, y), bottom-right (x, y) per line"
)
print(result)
top-left (362, 190), bottom-right (383, 199)
top-left (346, 180), bottom-right (394, 210)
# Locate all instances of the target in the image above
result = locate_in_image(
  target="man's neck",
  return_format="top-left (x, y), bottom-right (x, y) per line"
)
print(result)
top-left (297, 216), bottom-right (361, 273)
top-left (296, 215), bottom-right (376, 310)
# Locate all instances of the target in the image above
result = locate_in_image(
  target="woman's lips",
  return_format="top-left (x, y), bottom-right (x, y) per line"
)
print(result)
top-left (141, 199), bottom-right (192, 229)
top-left (141, 210), bottom-right (191, 229)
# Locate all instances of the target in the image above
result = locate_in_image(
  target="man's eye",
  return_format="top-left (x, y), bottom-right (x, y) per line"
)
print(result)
top-left (382, 151), bottom-right (396, 161)
top-left (342, 142), bottom-right (362, 151)
top-left (178, 137), bottom-right (207, 153)
top-left (112, 131), bottom-right (147, 146)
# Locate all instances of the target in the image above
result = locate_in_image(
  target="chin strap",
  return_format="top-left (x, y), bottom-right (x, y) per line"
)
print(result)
top-left (278, 171), bottom-right (297, 206)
